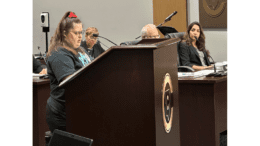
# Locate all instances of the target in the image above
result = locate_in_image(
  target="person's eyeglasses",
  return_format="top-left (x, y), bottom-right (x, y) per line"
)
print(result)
top-left (71, 31), bottom-right (84, 36)
top-left (144, 34), bottom-right (160, 39)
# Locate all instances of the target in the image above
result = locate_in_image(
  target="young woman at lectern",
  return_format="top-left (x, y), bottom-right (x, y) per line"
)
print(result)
top-left (45, 11), bottom-right (93, 133)
top-left (178, 21), bottom-right (213, 71)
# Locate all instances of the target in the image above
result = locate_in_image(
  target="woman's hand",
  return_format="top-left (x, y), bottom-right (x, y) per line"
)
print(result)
top-left (39, 68), bottom-right (47, 75)
top-left (206, 64), bottom-right (214, 69)
top-left (192, 65), bottom-right (214, 71)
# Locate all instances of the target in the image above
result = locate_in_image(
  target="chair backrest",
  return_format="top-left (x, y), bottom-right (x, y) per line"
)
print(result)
top-left (164, 32), bottom-right (185, 66)
top-left (177, 42), bottom-right (181, 66)
top-left (120, 40), bottom-right (140, 46)
top-left (164, 32), bottom-right (185, 39)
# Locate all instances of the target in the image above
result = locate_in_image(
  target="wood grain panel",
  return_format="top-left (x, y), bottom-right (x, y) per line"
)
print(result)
top-left (153, 0), bottom-right (187, 37)
top-left (33, 79), bottom-right (51, 146)
top-left (178, 77), bottom-right (227, 146)
top-left (63, 39), bottom-right (180, 146)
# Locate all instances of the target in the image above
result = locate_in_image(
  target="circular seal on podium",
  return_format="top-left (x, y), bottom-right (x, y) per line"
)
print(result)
top-left (162, 73), bottom-right (174, 133)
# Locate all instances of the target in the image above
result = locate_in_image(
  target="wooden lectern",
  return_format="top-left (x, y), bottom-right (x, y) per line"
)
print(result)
top-left (60, 38), bottom-right (180, 146)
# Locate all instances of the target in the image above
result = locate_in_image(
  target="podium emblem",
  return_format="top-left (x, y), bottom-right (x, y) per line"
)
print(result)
top-left (162, 73), bottom-right (174, 133)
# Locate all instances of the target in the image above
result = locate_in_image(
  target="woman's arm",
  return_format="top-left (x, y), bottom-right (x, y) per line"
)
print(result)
top-left (179, 43), bottom-right (193, 67)
top-left (192, 64), bottom-right (213, 71)
top-left (50, 53), bottom-right (76, 83)
top-left (39, 68), bottom-right (47, 75)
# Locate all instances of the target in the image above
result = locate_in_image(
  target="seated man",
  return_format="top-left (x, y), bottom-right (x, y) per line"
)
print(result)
top-left (141, 24), bottom-right (160, 39)
top-left (80, 27), bottom-right (105, 59)
top-left (120, 24), bottom-right (160, 46)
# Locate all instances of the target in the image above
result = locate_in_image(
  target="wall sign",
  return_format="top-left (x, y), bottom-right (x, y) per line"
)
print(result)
top-left (199, 0), bottom-right (227, 28)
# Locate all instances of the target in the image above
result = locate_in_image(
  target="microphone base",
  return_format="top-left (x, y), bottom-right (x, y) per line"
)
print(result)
top-left (206, 71), bottom-right (227, 77)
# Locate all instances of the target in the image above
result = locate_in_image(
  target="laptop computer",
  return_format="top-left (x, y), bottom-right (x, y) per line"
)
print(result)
top-left (48, 129), bottom-right (93, 146)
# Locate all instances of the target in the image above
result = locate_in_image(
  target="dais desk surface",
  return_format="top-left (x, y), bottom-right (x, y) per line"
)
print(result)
top-left (34, 75), bottom-right (227, 84)
top-left (178, 75), bottom-right (227, 83)
top-left (33, 78), bottom-right (50, 85)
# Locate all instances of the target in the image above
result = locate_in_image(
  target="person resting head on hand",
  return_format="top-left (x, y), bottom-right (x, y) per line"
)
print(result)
top-left (179, 21), bottom-right (213, 71)
top-left (33, 55), bottom-right (47, 75)
top-left (80, 27), bottom-right (105, 58)
top-left (85, 27), bottom-right (98, 49)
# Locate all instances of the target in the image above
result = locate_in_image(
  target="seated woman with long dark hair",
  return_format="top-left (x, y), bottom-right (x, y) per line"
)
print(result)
top-left (45, 11), bottom-right (93, 133)
top-left (179, 21), bottom-right (213, 70)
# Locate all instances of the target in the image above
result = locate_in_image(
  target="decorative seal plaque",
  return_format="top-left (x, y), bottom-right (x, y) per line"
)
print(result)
top-left (162, 73), bottom-right (174, 133)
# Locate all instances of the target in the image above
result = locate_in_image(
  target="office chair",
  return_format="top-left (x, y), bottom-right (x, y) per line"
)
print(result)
top-left (45, 131), bottom-right (52, 146)
top-left (164, 32), bottom-right (185, 39)
top-left (165, 32), bottom-right (194, 72)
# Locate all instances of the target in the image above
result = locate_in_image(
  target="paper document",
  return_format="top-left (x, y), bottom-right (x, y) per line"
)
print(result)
top-left (194, 70), bottom-right (215, 76)
top-left (178, 69), bottom-right (220, 78)
top-left (178, 61), bottom-right (227, 78)
top-left (178, 72), bottom-right (195, 77)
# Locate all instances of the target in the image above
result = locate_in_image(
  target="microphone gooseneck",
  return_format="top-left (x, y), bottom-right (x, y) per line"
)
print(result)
top-left (208, 55), bottom-right (216, 73)
top-left (38, 46), bottom-right (42, 58)
top-left (93, 34), bottom-right (118, 46)
top-left (194, 36), bottom-right (216, 73)
top-left (97, 40), bottom-right (110, 49)
top-left (165, 11), bottom-right (177, 22)
top-left (136, 11), bottom-right (178, 39)
top-left (194, 36), bottom-right (199, 42)
top-left (158, 11), bottom-right (178, 27)
top-left (38, 46), bottom-right (47, 63)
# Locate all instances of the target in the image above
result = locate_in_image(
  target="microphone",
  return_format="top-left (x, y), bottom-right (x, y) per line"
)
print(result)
top-left (38, 46), bottom-right (43, 58)
top-left (38, 46), bottom-right (46, 63)
top-left (194, 36), bottom-right (199, 42)
top-left (157, 11), bottom-right (178, 27)
top-left (206, 55), bottom-right (224, 77)
top-left (136, 11), bottom-right (178, 39)
top-left (93, 34), bottom-right (118, 46)
top-left (207, 54), bottom-right (227, 76)
top-left (208, 55), bottom-right (217, 74)
top-left (194, 36), bottom-right (222, 77)
top-left (165, 11), bottom-right (177, 22)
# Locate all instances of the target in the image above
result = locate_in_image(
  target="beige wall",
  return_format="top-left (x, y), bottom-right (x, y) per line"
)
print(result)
top-left (33, 0), bottom-right (227, 62)
top-left (33, 0), bottom-right (153, 54)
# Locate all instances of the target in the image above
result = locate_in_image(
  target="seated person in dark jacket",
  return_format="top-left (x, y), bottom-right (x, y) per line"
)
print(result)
top-left (80, 27), bottom-right (105, 59)
top-left (33, 55), bottom-right (47, 74)
top-left (179, 22), bottom-right (213, 71)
